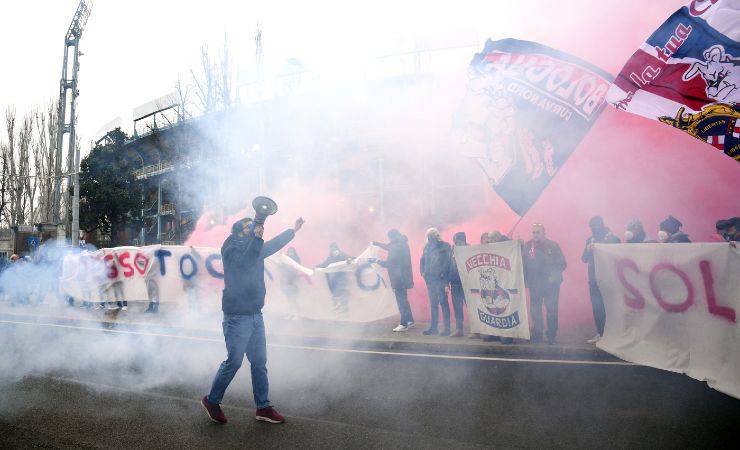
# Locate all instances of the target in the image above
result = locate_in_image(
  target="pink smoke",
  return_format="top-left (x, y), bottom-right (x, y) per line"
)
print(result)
top-left (184, 0), bottom-right (738, 338)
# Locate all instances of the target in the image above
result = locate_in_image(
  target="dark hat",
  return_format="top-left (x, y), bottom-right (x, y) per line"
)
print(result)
top-left (589, 216), bottom-right (605, 228)
top-left (718, 217), bottom-right (740, 229)
top-left (659, 215), bottom-right (682, 234)
top-left (231, 217), bottom-right (253, 235)
top-left (387, 229), bottom-right (403, 241)
top-left (453, 231), bottom-right (467, 245)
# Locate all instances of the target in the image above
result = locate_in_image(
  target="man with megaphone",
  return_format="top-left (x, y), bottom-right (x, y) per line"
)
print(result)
top-left (202, 197), bottom-right (304, 425)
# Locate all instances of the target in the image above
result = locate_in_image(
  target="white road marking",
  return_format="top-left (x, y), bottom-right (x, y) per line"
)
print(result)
top-left (0, 318), bottom-right (634, 366)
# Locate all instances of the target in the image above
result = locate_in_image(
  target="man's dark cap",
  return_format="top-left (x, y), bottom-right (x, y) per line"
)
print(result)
top-left (719, 217), bottom-right (740, 229)
top-left (232, 217), bottom-right (253, 235)
top-left (589, 216), bottom-right (605, 228)
top-left (453, 232), bottom-right (467, 244)
top-left (659, 215), bottom-right (682, 233)
top-left (387, 229), bottom-right (402, 241)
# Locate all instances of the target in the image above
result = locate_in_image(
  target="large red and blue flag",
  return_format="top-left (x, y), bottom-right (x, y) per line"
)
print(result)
top-left (607, 0), bottom-right (740, 162)
top-left (456, 39), bottom-right (612, 216)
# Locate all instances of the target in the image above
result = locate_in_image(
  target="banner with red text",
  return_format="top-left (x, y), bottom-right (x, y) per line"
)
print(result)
top-left (60, 244), bottom-right (398, 323)
top-left (594, 243), bottom-right (740, 399)
top-left (453, 241), bottom-right (530, 339)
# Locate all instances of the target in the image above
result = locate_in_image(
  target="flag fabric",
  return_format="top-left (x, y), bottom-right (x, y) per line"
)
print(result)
top-left (452, 241), bottom-right (530, 339)
top-left (60, 244), bottom-right (399, 323)
top-left (594, 242), bottom-right (740, 399)
top-left (607, 0), bottom-right (740, 162)
top-left (456, 39), bottom-right (612, 216)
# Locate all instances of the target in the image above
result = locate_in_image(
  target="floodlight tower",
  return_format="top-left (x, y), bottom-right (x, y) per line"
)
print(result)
top-left (54, 0), bottom-right (92, 243)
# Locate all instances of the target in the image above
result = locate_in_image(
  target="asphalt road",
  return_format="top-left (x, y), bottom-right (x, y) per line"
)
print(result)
top-left (0, 320), bottom-right (738, 449)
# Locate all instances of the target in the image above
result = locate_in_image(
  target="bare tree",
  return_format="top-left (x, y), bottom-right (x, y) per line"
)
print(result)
top-left (190, 37), bottom-right (236, 114)
top-left (15, 113), bottom-right (34, 225)
top-left (0, 141), bottom-right (8, 226)
top-left (4, 107), bottom-right (17, 226)
top-left (191, 45), bottom-right (218, 114)
top-left (219, 34), bottom-right (233, 109)
top-left (2, 107), bottom-right (32, 227)
top-left (175, 76), bottom-right (193, 122)
top-left (34, 100), bottom-right (59, 223)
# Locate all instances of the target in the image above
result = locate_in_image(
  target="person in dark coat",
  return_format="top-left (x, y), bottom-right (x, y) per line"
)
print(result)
top-left (447, 232), bottom-right (468, 337)
top-left (317, 243), bottom-right (353, 315)
top-left (523, 224), bottom-right (566, 344)
top-left (373, 229), bottom-right (415, 331)
top-left (420, 228), bottom-right (452, 336)
top-left (716, 217), bottom-right (739, 242)
top-left (658, 215), bottom-right (691, 243)
top-left (203, 215), bottom-right (303, 425)
top-left (624, 219), bottom-right (648, 243)
top-left (581, 215), bottom-right (620, 344)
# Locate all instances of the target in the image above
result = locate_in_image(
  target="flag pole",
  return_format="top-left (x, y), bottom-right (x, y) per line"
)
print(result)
top-left (506, 215), bottom-right (524, 239)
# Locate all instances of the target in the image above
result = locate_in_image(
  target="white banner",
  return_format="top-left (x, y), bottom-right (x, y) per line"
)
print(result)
top-left (453, 241), bottom-right (530, 339)
top-left (595, 243), bottom-right (740, 399)
top-left (60, 244), bottom-right (398, 323)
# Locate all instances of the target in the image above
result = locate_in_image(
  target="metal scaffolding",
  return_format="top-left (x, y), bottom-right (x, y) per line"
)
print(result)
top-left (54, 0), bottom-right (92, 243)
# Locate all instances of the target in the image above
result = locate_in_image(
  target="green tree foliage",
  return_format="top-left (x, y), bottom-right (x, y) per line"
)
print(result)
top-left (79, 128), bottom-right (142, 245)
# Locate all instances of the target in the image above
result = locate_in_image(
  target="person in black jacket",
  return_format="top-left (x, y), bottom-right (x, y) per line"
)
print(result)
top-left (448, 232), bottom-right (467, 337)
top-left (420, 227), bottom-right (452, 336)
top-left (716, 217), bottom-right (739, 242)
top-left (523, 224), bottom-right (566, 344)
top-left (373, 229), bottom-right (415, 332)
top-left (317, 243), bottom-right (353, 315)
top-left (202, 215), bottom-right (303, 425)
top-left (658, 215), bottom-right (691, 243)
top-left (624, 219), bottom-right (648, 243)
top-left (581, 215), bottom-right (620, 344)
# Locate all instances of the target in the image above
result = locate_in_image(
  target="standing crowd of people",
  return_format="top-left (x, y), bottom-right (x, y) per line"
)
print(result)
top-left (371, 214), bottom-right (738, 345)
top-left (1, 215), bottom-right (737, 348)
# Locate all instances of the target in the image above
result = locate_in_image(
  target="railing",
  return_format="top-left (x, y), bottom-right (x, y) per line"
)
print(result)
top-left (159, 204), bottom-right (176, 216)
top-left (132, 161), bottom-right (175, 180)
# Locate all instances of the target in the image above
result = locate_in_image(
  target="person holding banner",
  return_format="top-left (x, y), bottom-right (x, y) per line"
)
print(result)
top-left (372, 229), bottom-right (415, 332)
top-left (449, 232), bottom-right (468, 337)
top-left (201, 214), bottom-right (304, 425)
top-left (523, 224), bottom-right (566, 344)
top-left (582, 216), bottom-right (620, 344)
top-left (624, 220), bottom-right (648, 244)
top-left (657, 216), bottom-right (691, 243)
top-left (420, 228), bottom-right (452, 336)
top-left (317, 243), bottom-right (354, 316)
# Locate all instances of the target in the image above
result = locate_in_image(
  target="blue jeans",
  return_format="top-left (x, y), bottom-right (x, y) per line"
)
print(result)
top-left (450, 283), bottom-right (465, 332)
top-left (426, 280), bottom-right (450, 332)
top-left (393, 288), bottom-right (414, 326)
top-left (207, 313), bottom-right (270, 409)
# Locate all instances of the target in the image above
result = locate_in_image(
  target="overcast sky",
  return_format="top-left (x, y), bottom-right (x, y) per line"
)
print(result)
top-left (0, 0), bottom-right (682, 154)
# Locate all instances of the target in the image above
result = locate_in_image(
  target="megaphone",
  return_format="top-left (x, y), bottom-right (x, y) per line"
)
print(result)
top-left (252, 196), bottom-right (278, 225)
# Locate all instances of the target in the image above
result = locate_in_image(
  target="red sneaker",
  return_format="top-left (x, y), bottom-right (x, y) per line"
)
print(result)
top-left (201, 396), bottom-right (227, 424)
top-left (255, 406), bottom-right (285, 424)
